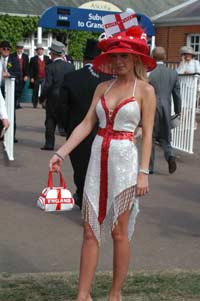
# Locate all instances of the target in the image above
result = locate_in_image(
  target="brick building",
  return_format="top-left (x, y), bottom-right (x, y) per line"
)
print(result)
top-left (152, 0), bottom-right (200, 62)
top-left (0, 0), bottom-right (189, 57)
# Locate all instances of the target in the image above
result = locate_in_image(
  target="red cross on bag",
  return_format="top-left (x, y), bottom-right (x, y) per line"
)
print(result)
top-left (37, 171), bottom-right (74, 212)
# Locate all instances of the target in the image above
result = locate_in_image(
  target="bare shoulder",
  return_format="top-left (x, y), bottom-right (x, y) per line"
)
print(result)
top-left (95, 79), bottom-right (114, 97)
top-left (97, 79), bottom-right (113, 91)
top-left (136, 80), bottom-right (155, 105)
top-left (139, 80), bottom-right (155, 96)
top-left (91, 80), bottom-right (112, 106)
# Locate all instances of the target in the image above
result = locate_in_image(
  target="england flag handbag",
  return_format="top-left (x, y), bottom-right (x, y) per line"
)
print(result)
top-left (37, 171), bottom-right (74, 212)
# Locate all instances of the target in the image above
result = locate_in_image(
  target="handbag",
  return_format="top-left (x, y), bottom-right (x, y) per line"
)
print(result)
top-left (37, 171), bottom-right (74, 212)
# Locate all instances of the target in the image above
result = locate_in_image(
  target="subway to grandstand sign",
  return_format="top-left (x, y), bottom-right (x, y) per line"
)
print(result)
top-left (39, 6), bottom-right (117, 32)
top-left (77, 12), bottom-right (103, 30)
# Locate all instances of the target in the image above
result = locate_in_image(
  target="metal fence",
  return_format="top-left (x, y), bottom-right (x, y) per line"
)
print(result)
top-left (171, 74), bottom-right (199, 154)
top-left (3, 71), bottom-right (200, 160)
top-left (166, 61), bottom-right (179, 70)
top-left (74, 60), bottom-right (83, 70)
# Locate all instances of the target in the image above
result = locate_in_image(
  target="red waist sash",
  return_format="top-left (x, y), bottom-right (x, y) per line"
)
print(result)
top-left (97, 127), bottom-right (134, 224)
top-left (97, 127), bottom-right (134, 141)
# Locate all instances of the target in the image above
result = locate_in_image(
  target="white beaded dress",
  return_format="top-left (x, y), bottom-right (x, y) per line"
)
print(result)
top-left (83, 79), bottom-right (141, 243)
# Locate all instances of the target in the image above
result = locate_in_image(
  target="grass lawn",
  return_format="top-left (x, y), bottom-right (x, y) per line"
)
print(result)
top-left (0, 270), bottom-right (200, 300)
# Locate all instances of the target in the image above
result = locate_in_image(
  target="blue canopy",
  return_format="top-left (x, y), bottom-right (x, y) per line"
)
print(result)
top-left (39, 6), bottom-right (155, 37)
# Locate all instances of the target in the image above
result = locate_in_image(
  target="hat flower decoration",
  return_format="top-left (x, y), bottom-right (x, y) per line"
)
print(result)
top-left (93, 9), bottom-right (156, 74)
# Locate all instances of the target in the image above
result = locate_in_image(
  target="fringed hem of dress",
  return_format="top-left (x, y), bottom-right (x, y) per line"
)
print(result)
top-left (82, 185), bottom-right (140, 244)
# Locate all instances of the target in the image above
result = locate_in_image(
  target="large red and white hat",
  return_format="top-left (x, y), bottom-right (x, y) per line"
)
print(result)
top-left (93, 26), bottom-right (156, 75)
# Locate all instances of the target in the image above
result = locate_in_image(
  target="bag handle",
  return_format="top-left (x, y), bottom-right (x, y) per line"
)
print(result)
top-left (47, 171), bottom-right (67, 189)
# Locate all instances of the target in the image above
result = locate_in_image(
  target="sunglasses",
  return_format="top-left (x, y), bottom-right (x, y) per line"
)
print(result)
top-left (3, 47), bottom-right (11, 51)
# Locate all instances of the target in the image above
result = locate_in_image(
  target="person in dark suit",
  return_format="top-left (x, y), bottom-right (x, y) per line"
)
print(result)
top-left (29, 44), bottom-right (51, 108)
top-left (57, 45), bottom-right (75, 137)
top-left (11, 41), bottom-right (29, 109)
top-left (149, 47), bottom-right (182, 174)
top-left (0, 40), bottom-right (21, 142)
top-left (62, 46), bottom-right (74, 65)
top-left (39, 40), bottom-right (75, 150)
top-left (58, 39), bottom-right (111, 209)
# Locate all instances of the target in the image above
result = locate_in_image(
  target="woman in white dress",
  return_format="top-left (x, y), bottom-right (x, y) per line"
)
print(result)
top-left (177, 46), bottom-right (200, 75)
top-left (177, 46), bottom-right (200, 129)
top-left (49, 26), bottom-right (156, 301)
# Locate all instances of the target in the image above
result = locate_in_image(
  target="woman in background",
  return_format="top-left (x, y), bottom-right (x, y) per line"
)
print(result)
top-left (177, 46), bottom-right (200, 130)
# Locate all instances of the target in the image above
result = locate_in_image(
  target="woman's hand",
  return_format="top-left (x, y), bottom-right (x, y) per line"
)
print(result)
top-left (134, 126), bottom-right (142, 139)
top-left (181, 55), bottom-right (185, 62)
top-left (2, 119), bottom-right (9, 129)
top-left (49, 154), bottom-right (63, 172)
top-left (2, 71), bottom-right (10, 78)
top-left (136, 173), bottom-right (149, 196)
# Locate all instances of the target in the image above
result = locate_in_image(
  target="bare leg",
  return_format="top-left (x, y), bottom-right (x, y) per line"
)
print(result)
top-left (77, 222), bottom-right (99, 301)
top-left (108, 210), bottom-right (131, 301)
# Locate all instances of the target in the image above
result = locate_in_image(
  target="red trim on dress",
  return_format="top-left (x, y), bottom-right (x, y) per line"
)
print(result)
top-left (97, 96), bottom-right (135, 224)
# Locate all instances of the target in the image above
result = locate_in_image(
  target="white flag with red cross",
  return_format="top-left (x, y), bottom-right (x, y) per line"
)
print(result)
top-left (102, 10), bottom-right (138, 37)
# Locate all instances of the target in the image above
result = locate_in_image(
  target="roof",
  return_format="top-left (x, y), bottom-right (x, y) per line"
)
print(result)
top-left (0, 0), bottom-right (189, 18)
top-left (152, 0), bottom-right (200, 25)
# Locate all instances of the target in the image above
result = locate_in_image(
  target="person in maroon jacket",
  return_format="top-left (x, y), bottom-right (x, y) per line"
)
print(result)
top-left (29, 44), bottom-right (51, 108)
top-left (11, 41), bottom-right (29, 109)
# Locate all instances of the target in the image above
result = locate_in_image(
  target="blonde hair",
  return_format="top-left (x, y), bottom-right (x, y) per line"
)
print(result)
top-left (132, 55), bottom-right (148, 82)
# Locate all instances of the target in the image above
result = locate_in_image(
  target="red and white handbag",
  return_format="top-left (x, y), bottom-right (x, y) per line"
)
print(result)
top-left (37, 171), bottom-right (74, 212)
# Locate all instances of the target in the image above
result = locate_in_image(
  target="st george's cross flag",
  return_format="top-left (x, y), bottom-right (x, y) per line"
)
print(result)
top-left (102, 10), bottom-right (138, 37)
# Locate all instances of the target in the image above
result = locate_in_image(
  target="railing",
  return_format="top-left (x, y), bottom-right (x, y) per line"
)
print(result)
top-left (196, 78), bottom-right (200, 113)
top-left (74, 60), bottom-right (83, 70)
top-left (171, 74), bottom-right (199, 154)
top-left (3, 71), bottom-right (199, 160)
top-left (166, 61), bottom-right (179, 70)
top-left (3, 78), bottom-right (15, 160)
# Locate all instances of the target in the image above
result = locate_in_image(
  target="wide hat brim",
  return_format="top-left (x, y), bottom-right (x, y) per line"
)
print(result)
top-left (182, 51), bottom-right (195, 56)
top-left (93, 47), bottom-right (156, 74)
top-left (180, 46), bottom-right (195, 56)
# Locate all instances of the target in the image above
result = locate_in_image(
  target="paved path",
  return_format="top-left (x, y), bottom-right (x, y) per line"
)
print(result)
top-left (0, 104), bottom-right (200, 273)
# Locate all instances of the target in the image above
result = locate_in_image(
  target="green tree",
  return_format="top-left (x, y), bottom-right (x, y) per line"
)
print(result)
top-left (0, 15), bottom-right (39, 50)
top-left (0, 15), bottom-right (99, 59)
top-left (68, 31), bottom-right (99, 60)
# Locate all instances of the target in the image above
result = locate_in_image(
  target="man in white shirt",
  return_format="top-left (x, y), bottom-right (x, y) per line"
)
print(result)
top-left (0, 40), bottom-right (21, 143)
top-left (11, 41), bottom-right (29, 109)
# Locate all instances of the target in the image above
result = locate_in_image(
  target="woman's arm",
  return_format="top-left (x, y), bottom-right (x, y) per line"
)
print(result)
top-left (0, 90), bottom-right (8, 120)
top-left (0, 90), bottom-right (9, 130)
top-left (49, 81), bottom-right (107, 171)
top-left (136, 83), bottom-right (156, 196)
